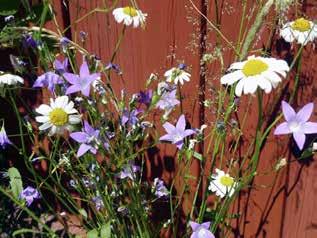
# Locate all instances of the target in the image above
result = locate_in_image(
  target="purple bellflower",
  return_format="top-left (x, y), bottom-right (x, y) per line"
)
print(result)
top-left (33, 72), bottom-right (64, 93)
top-left (274, 101), bottom-right (317, 150)
top-left (92, 196), bottom-right (104, 210)
top-left (138, 90), bottom-right (153, 106)
top-left (0, 125), bottom-right (12, 149)
top-left (117, 162), bottom-right (140, 180)
top-left (70, 120), bottom-right (100, 157)
top-left (153, 178), bottom-right (169, 198)
top-left (160, 114), bottom-right (195, 149)
top-left (63, 61), bottom-right (100, 97)
top-left (54, 58), bottom-right (69, 74)
top-left (23, 34), bottom-right (38, 48)
top-left (19, 186), bottom-right (40, 206)
top-left (121, 109), bottom-right (142, 126)
top-left (156, 90), bottom-right (180, 112)
top-left (189, 221), bottom-right (215, 238)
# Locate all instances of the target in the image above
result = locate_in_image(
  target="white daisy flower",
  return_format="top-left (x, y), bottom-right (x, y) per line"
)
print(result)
top-left (280, 17), bottom-right (317, 45)
top-left (164, 65), bottom-right (191, 85)
top-left (208, 169), bottom-right (237, 198)
top-left (112, 6), bottom-right (147, 28)
top-left (220, 55), bottom-right (289, 96)
top-left (35, 96), bottom-right (81, 136)
top-left (0, 72), bottom-right (24, 86)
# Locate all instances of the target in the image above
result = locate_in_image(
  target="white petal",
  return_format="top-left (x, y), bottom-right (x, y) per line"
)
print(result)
top-left (36, 104), bottom-right (52, 115)
top-left (39, 122), bottom-right (52, 131)
top-left (220, 70), bottom-right (244, 85)
top-left (35, 116), bottom-right (49, 123)
top-left (69, 115), bottom-right (81, 124)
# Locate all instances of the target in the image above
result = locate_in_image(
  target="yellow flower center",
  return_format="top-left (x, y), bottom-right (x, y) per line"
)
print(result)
top-left (291, 18), bottom-right (311, 32)
top-left (220, 175), bottom-right (234, 187)
top-left (242, 59), bottom-right (268, 77)
top-left (49, 108), bottom-right (68, 126)
top-left (123, 6), bottom-right (138, 17)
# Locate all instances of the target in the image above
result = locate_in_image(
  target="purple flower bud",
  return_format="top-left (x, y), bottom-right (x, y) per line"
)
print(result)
top-left (105, 63), bottom-right (121, 74)
top-left (79, 31), bottom-right (88, 41)
top-left (178, 63), bottom-right (186, 70)
top-left (23, 34), bottom-right (38, 49)
top-left (0, 125), bottom-right (12, 149)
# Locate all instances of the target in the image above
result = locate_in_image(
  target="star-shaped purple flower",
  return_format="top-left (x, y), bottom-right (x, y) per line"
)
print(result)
top-left (121, 109), bottom-right (142, 126)
top-left (274, 101), bottom-right (317, 150)
top-left (70, 120), bottom-right (100, 157)
top-left (138, 90), bottom-right (152, 106)
top-left (19, 186), bottom-right (40, 206)
top-left (189, 221), bottom-right (215, 238)
top-left (63, 61), bottom-right (100, 97)
top-left (0, 125), bottom-right (12, 149)
top-left (156, 89), bottom-right (180, 112)
top-left (160, 114), bottom-right (195, 149)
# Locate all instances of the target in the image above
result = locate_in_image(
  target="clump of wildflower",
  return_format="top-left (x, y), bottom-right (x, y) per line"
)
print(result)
top-left (221, 55), bottom-right (289, 96)
top-left (64, 60), bottom-right (100, 97)
top-left (0, 125), bottom-right (12, 149)
top-left (19, 186), bottom-right (40, 206)
top-left (189, 221), bottom-right (215, 238)
top-left (164, 64), bottom-right (191, 85)
top-left (35, 96), bottom-right (81, 136)
top-left (160, 114), bottom-right (195, 149)
top-left (274, 101), bottom-right (317, 150)
top-left (70, 120), bottom-right (100, 157)
top-left (280, 17), bottom-right (317, 45)
top-left (208, 169), bottom-right (237, 198)
top-left (112, 6), bottom-right (147, 28)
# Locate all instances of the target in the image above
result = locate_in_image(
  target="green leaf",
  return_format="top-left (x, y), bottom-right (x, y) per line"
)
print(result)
top-left (8, 167), bottom-right (23, 199)
top-left (100, 222), bottom-right (111, 238)
top-left (79, 208), bottom-right (88, 219)
top-left (193, 151), bottom-right (203, 161)
top-left (87, 229), bottom-right (99, 238)
top-left (0, 0), bottom-right (20, 16)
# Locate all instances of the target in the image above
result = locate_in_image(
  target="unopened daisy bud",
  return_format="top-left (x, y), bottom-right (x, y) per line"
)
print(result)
top-left (275, 158), bottom-right (287, 171)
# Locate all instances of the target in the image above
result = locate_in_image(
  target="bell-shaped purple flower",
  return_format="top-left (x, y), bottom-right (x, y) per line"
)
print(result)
top-left (156, 89), bottom-right (180, 112)
top-left (0, 125), bottom-right (12, 149)
top-left (54, 58), bottom-right (69, 74)
top-left (33, 72), bottom-right (64, 93)
top-left (160, 114), bottom-right (195, 149)
top-left (63, 61), bottom-right (100, 97)
top-left (153, 178), bottom-right (169, 198)
top-left (138, 90), bottom-right (152, 106)
top-left (189, 221), bottom-right (215, 238)
top-left (70, 120), bottom-right (100, 157)
top-left (117, 162), bottom-right (140, 180)
top-left (121, 109), bottom-right (142, 126)
top-left (274, 101), bottom-right (317, 150)
top-left (19, 186), bottom-right (40, 206)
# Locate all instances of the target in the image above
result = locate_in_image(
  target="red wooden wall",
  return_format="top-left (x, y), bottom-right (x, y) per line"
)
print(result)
top-left (46, 0), bottom-right (317, 237)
